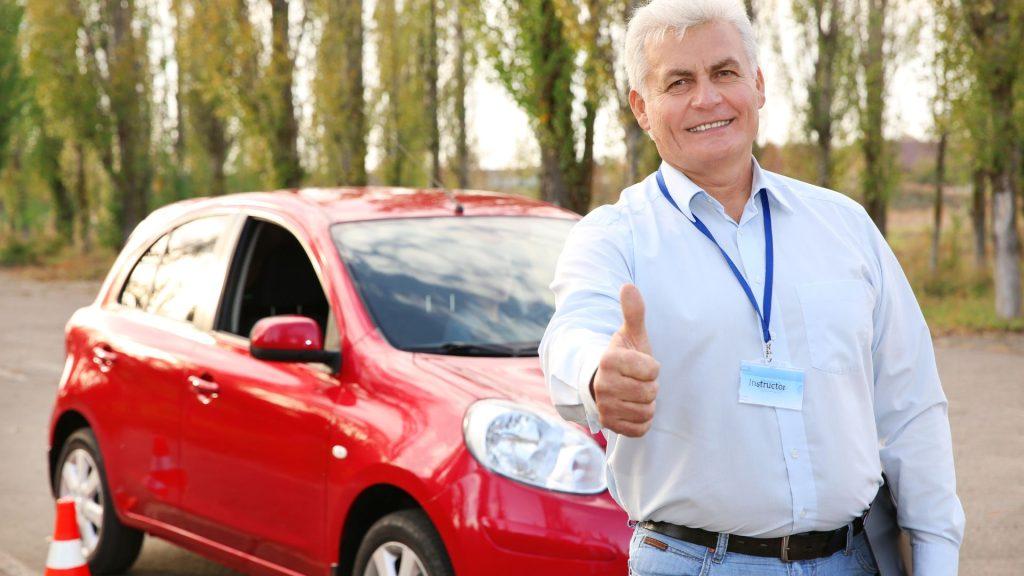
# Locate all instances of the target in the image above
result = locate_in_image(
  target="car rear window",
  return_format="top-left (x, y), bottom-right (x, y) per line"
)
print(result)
top-left (332, 216), bottom-right (574, 355)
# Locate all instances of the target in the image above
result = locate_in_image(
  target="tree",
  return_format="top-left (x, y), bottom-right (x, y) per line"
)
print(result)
top-left (929, 0), bottom-right (958, 272)
top-left (0, 0), bottom-right (24, 177)
top-left (25, 0), bottom-right (155, 245)
top-left (312, 0), bottom-right (367, 185)
top-left (451, 0), bottom-right (474, 188)
top-left (962, 0), bottom-right (1022, 318)
top-left (174, 0), bottom-right (235, 197)
top-left (856, 0), bottom-right (895, 235)
top-left (375, 0), bottom-right (431, 185)
top-left (791, 0), bottom-right (854, 189)
top-left (268, 0), bottom-right (302, 188)
top-left (485, 0), bottom-right (597, 213)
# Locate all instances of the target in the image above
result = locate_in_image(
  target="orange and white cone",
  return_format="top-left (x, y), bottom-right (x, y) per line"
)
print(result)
top-left (44, 498), bottom-right (91, 576)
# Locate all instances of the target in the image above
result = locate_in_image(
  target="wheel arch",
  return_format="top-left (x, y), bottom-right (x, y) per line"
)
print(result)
top-left (49, 409), bottom-right (92, 496)
top-left (335, 484), bottom-right (430, 576)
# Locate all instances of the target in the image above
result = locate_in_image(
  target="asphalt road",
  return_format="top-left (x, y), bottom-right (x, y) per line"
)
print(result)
top-left (0, 271), bottom-right (1021, 575)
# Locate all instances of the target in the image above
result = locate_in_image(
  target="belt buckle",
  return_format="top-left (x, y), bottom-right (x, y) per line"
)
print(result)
top-left (780, 535), bottom-right (792, 562)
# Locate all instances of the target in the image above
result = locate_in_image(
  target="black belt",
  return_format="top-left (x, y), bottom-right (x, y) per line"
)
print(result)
top-left (637, 514), bottom-right (865, 562)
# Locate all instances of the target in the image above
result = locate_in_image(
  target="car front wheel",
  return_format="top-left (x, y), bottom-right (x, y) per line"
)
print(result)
top-left (353, 510), bottom-right (453, 576)
top-left (54, 428), bottom-right (143, 574)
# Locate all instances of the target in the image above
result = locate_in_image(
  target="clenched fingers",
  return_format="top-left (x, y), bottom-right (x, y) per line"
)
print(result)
top-left (599, 348), bottom-right (660, 382)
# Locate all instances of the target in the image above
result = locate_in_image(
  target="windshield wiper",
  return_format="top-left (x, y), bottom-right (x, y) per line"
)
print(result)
top-left (406, 341), bottom-right (538, 357)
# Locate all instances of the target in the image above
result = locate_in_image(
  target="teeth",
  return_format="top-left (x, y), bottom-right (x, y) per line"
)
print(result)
top-left (688, 119), bottom-right (731, 133)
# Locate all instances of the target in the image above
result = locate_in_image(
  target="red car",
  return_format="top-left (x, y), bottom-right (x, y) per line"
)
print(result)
top-left (48, 187), bottom-right (630, 576)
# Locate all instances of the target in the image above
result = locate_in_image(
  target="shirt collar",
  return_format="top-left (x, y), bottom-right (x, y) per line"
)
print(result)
top-left (657, 157), bottom-right (794, 221)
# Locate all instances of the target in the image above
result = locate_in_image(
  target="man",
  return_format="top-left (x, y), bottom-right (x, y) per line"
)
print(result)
top-left (539, 0), bottom-right (965, 574)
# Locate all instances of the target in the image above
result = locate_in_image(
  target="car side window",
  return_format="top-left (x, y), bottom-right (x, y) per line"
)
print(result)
top-left (147, 216), bottom-right (231, 324)
top-left (217, 219), bottom-right (334, 348)
top-left (119, 234), bottom-right (170, 310)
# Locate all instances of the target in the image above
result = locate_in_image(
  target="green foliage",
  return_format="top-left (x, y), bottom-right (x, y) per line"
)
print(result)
top-left (483, 0), bottom-right (597, 212)
top-left (310, 0), bottom-right (367, 186)
top-left (0, 0), bottom-right (26, 169)
top-left (374, 0), bottom-right (432, 186)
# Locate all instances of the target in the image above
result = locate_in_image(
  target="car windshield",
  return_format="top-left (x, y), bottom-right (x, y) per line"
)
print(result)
top-left (332, 216), bottom-right (575, 356)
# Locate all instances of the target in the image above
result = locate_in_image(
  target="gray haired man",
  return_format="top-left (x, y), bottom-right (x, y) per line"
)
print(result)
top-left (539, 0), bottom-right (965, 574)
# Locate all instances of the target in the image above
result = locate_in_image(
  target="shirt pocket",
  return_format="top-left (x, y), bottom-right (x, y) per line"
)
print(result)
top-left (796, 279), bottom-right (875, 375)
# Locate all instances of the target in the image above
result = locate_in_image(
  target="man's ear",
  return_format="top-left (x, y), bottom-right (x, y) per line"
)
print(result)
top-left (755, 66), bottom-right (766, 109)
top-left (629, 89), bottom-right (651, 132)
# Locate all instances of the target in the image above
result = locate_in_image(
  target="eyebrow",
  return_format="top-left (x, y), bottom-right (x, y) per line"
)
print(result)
top-left (710, 57), bottom-right (742, 72)
top-left (662, 57), bottom-right (743, 80)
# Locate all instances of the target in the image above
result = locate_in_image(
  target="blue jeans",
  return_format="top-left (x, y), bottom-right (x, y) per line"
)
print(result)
top-left (628, 524), bottom-right (880, 575)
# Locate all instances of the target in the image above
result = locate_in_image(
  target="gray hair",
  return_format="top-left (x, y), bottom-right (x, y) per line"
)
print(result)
top-left (625, 0), bottom-right (759, 98)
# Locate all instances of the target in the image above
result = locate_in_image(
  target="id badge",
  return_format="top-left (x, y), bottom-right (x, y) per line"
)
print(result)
top-left (739, 361), bottom-right (806, 411)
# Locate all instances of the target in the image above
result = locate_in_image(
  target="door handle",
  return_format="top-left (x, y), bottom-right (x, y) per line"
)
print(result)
top-left (188, 375), bottom-right (220, 404)
top-left (91, 345), bottom-right (119, 372)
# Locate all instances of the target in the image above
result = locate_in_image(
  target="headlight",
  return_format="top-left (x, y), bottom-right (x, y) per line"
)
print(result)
top-left (463, 399), bottom-right (606, 494)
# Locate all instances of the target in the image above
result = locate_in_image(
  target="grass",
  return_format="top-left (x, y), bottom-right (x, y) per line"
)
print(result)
top-left (0, 237), bottom-right (116, 282)
top-left (889, 207), bottom-right (1024, 335)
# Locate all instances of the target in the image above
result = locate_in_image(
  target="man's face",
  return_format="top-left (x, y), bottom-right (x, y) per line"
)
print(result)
top-left (630, 20), bottom-right (765, 176)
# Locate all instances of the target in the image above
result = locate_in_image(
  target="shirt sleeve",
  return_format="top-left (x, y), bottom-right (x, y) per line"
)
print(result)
top-left (539, 204), bottom-right (635, 434)
top-left (864, 212), bottom-right (966, 575)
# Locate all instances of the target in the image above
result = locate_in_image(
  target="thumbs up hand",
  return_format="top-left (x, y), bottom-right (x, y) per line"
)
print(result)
top-left (591, 284), bottom-right (660, 437)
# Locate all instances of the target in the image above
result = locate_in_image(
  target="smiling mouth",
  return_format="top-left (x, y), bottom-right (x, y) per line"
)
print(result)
top-left (687, 119), bottom-right (733, 133)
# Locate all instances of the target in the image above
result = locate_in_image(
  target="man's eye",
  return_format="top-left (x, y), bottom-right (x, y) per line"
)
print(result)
top-left (668, 79), bottom-right (687, 90)
top-left (717, 70), bottom-right (738, 78)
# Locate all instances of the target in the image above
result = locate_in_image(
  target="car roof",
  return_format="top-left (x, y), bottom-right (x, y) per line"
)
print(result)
top-left (160, 186), bottom-right (581, 225)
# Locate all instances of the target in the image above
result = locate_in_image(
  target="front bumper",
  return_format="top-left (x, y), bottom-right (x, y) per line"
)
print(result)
top-left (428, 459), bottom-right (630, 576)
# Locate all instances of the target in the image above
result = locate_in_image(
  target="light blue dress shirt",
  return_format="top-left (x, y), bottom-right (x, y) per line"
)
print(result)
top-left (540, 159), bottom-right (965, 574)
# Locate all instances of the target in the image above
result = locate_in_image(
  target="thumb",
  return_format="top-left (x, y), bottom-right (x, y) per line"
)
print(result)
top-left (619, 284), bottom-right (651, 352)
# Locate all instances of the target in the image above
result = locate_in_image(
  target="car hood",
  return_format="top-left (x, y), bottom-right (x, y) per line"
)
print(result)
top-left (411, 354), bottom-right (557, 415)
top-left (412, 353), bottom-right (608, 448)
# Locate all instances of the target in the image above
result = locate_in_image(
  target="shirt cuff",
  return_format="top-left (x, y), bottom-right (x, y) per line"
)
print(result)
top-left (577, 346), bottom-right (604, 434)
top-left (911, 536), bottom-right (960, 576)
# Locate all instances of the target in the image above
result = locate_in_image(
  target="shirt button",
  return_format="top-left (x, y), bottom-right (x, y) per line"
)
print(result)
top-left (800, 509), bottom-right (807, 518)
top-left (790, 449), bottom-right (799, 459)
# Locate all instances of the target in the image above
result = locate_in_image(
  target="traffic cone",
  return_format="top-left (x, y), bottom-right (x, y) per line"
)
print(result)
top-left (44, 498), bottom-right (91, 576)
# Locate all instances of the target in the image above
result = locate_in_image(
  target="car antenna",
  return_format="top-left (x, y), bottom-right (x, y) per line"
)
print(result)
top-left (394, 141), bottom-right (464, 215)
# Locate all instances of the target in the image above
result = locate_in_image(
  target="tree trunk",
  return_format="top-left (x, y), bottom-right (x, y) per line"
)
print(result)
top-left (109, 0), bottom-right (151, 244)
top-left (860, 0), bottom-right (888, 236)
top-left (990, 83), bottom-right (1021, 318)
top-left (74, 143), bottom-right (91, 251)
top-left (809, 0), bottom-right (838, 189)
top-left (970, 166), bottom-right (986, 268)
top-left (269, 0), bottom-right (302, 188)
top-left (426, 0), bottom-right (440, 186)
top-left (534, 0), bottom-right (590, 213)
top-left (341, 0), bottom-right (366, 185)
top-left (206, 112), bottom-right (228, 196)
top-left (453, 0), bottom-right (470, 189)
top-left (930, 130), bottom-right (947, 272)
top-left (43, 133), bottom-right (74, 243)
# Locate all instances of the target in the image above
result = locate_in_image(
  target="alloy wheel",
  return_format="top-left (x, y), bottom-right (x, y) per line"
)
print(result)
top-left (362, 541), bottom-right (428, 576)
top-left (58, 447), bottom-right (104, 556)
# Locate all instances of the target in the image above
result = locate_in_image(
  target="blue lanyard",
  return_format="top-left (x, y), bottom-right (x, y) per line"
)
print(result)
top-left (655, 170), bottom-right (775, 361)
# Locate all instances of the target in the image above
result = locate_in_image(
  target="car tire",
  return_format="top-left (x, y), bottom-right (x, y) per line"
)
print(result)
top-left (353, 509), bottom-right (454, 576)
top-left (53, 428), bottom-right (144, 575)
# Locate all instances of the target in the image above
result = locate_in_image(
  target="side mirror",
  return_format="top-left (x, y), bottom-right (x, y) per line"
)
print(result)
top-left (250, 315), bottom-right (341, 372)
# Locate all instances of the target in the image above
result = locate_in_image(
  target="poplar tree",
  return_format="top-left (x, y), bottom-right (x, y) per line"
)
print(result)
top-left (791, 0), bottom-right (854, 189)
top-left (485, 0), bottom-right (598, 213)
top-left (962, 0), bottom-right (1022, 318)
top-left (856, 0), bottom-right (895, 235)
top-left (25, 0), bottom-right (154, 245)
top-left (312, 0), bottom-right (367, 186)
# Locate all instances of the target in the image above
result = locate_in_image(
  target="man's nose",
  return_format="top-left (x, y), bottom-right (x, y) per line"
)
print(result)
top-left (691, 78), bottom-right (723, 108)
